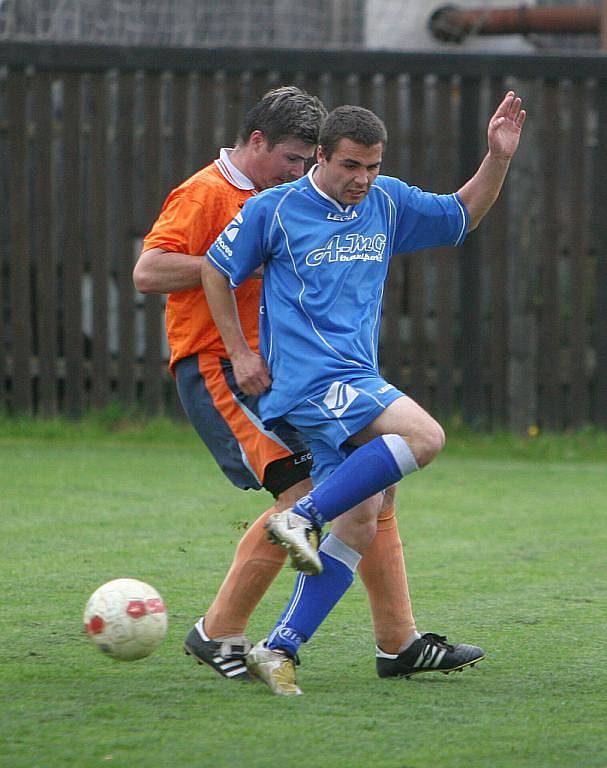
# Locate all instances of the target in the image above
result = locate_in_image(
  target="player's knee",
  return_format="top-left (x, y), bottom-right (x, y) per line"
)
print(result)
top-left (357, 519), bottom-right (378, 550)
top-left (331, 494), bottom-right (381, 552)
top-left (350, 507), bottom-right (379, 550)
top-left (379, 485), bottom-right (397, 517)
top-left (416, 420), bottom-right (445, 467)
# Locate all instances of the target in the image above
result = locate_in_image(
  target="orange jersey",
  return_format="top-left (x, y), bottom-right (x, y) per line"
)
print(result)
top-left (143, 159), bottom-right (258, 372)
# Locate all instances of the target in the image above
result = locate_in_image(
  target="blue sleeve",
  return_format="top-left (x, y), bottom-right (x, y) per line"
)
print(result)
top-left (387, 180), bottom-right (469, 254)
top-left (206, 195), bottom-right (270, 288)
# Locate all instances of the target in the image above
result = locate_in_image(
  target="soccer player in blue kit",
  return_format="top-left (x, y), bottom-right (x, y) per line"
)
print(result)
top-left (201, 92), bottom-right (526, 695)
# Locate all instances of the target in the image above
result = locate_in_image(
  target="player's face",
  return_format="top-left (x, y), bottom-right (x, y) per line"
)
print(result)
top-left (315, 139), bottom-right (383, 206)
top-left (257, 137), bottom-right (317, 190)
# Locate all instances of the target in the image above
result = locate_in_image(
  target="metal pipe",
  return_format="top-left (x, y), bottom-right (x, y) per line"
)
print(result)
top-left (429, 4), bottom-right (601, 43)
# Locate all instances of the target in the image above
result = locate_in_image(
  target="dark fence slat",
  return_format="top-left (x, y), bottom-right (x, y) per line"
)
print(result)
top-left (567, 82), bottom-right (588, 428)
top-left (142, 71), bottom-right (163, 413)
top-left (458, 77), bottom-right (484, 428)
top-left (62, 72), bottom-right (84, 417)
top-left (171, 72), bottom-right (188, 186)
top-left (211, 70), bottom-right (229, 151)
top-left (487, 76), bottom-right (509, 427)
top-left (356, 74), bottom-right (375, 112)
top-left (224, 71), bottom-right (247, 157)
top-left (381, 75), bottom-right (405, 389)
top-left (537, 80), bottom-right (562, 429)
top-left (117, 72), bottom-right (136, 407)
top-left (8, 69), bottom-right (32, 413)
top-left (434, 76), bottom-right (457, 419)
top-left (190, 72), bottom-right (216, 172)
top-left (89, 72), bottom-right (109, 410)
top-left (594, 79), bottom-right (607, 428)
top-left (34, 71), bottom-right (57, 415)
top-left (407, 74), bottom-right (429, 407)
top-left (0, 73), bottom-right (6, 406)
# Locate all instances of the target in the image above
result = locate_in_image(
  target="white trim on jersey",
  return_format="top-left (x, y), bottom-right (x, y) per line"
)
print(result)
top-left (452, 194), bottom-right (468, 245)
top-left (206, 250), bottom-right (237, 286)
top-left (215, 148), bottom-right (256, 191)
top-left (368, 185), bottom-right (397, 369)
top-left (307, 165), bottom-right (354, 213)
top-left (373, 184), bottom-right (398, 251)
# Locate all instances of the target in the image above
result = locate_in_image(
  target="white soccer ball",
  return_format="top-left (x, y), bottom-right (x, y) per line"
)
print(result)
top-left (83, 578), bottom-right (168, 661)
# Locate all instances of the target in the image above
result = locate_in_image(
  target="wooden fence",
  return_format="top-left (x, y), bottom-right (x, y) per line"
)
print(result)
top-left (1, 42), bottom-right (606, 430)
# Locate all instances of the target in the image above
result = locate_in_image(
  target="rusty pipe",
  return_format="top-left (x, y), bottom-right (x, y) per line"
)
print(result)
top-left (429, 4), bottom-right (601, 43)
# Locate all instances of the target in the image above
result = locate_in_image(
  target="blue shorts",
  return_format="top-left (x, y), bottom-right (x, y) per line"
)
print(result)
top-left (283, 375), bottom-right (405, 484)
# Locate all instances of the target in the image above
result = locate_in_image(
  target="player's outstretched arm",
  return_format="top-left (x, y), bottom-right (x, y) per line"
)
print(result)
top-left (200, 258), bottom-right (272, 395)
top-left (134, 247), bottom-right (204, 293)
top-left (457, 91), bottom-right (526, 231)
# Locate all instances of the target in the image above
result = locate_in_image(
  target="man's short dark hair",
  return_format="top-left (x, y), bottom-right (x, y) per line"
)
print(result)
top-left (319, 105), bottom-right (387, 160)
top-left (238, 86), bottom-right (327, 149)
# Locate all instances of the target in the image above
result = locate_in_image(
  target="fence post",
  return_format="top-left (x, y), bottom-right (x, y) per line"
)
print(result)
top-left (487, 77), bottom-right (509, 428)
top-left (458, 76), bottom-right (484, 428)
top-left (62, 72), bottom-right (85, 418)
top-left (567, 81), bottom-right (589, 428)
top-left (8, 68), bottom-right (32, 413)
top-left (595, 78), bottom-right (607, 427)
top-left (116, 72), bottom-right (136, 408)
top-left (89, 72), bottom-right (110, 410)
top-left (407, 74), bottom-right (429, 408)
top-left (434, 75), bottom-right (457, 420)
top-left (537, 79), bottom-right (561, 430)
top-left (34, 70), bottom-right (57, 416)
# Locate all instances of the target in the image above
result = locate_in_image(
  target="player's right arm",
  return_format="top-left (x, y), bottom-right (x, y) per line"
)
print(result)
top-left (201, 195), bottom-right (274, 395)
top-left (200, 258), bottom-right (271, 395)
top-left (133, 247), bottom-right (203, 293)
top-left (134, 185), bottom-right (216, 294)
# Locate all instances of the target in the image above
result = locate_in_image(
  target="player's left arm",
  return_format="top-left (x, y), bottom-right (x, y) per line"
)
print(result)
top-left (457, 91), bottom-right (526, 231)
top-left (202, 197), bottom-right (273, 395)
top-left (200, 258), bottom-right (271, 396)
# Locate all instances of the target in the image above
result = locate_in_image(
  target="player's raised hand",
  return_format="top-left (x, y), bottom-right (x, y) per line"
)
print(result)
top-left (487, 91), bottom-right (526, 160)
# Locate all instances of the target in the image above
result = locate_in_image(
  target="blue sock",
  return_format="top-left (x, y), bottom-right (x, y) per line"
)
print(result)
top-left (294, 434), bottom-right (418, 528)
top-left (266, 534), bottom-right (361, 657)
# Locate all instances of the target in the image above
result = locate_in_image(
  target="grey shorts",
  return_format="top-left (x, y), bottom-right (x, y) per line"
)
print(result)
top-left (175, 354), bottom-right (311, 497)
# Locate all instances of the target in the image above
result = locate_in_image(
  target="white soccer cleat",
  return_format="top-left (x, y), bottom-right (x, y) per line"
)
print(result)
top-left (265, 509), bottom-right (322, 576)
top-left (246, 640), bottom-right (302, 696)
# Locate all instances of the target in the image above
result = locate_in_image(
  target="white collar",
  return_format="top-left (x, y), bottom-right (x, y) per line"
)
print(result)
top-left (215, 148), bottom-right (256, 191)
top-left (307, 165), bottom-right (352, 213)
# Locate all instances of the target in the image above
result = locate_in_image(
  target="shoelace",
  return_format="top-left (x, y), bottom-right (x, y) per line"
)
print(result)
top-left (420, 633), bottom-right (455, 658)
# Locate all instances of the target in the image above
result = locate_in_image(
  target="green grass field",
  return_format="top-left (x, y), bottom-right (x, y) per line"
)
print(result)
top-left (1, 417), bottom-right (606, 768)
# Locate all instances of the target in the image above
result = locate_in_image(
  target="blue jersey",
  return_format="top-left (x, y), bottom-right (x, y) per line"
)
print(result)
top-left (207, 167), bottom-right (468, 423)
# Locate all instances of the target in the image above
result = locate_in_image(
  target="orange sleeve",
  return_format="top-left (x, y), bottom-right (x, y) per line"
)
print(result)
top-left (143, 182), bottom-right (222, 257)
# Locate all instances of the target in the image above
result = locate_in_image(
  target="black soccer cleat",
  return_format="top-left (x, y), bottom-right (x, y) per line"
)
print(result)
top-left (184, 620), bottom-right (252, 681)
top-left (376, 632), bottom-right (485, 679)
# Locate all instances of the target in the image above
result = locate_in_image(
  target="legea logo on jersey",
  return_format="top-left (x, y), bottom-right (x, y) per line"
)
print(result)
top-left (224, 211), bottom-right (244, 242)
top-left (323, 381), bottom-right (359, 418)
top-left (327, 210), bottom-right (358, 222)
top-left (305, 233), bottom-right (387, 267)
